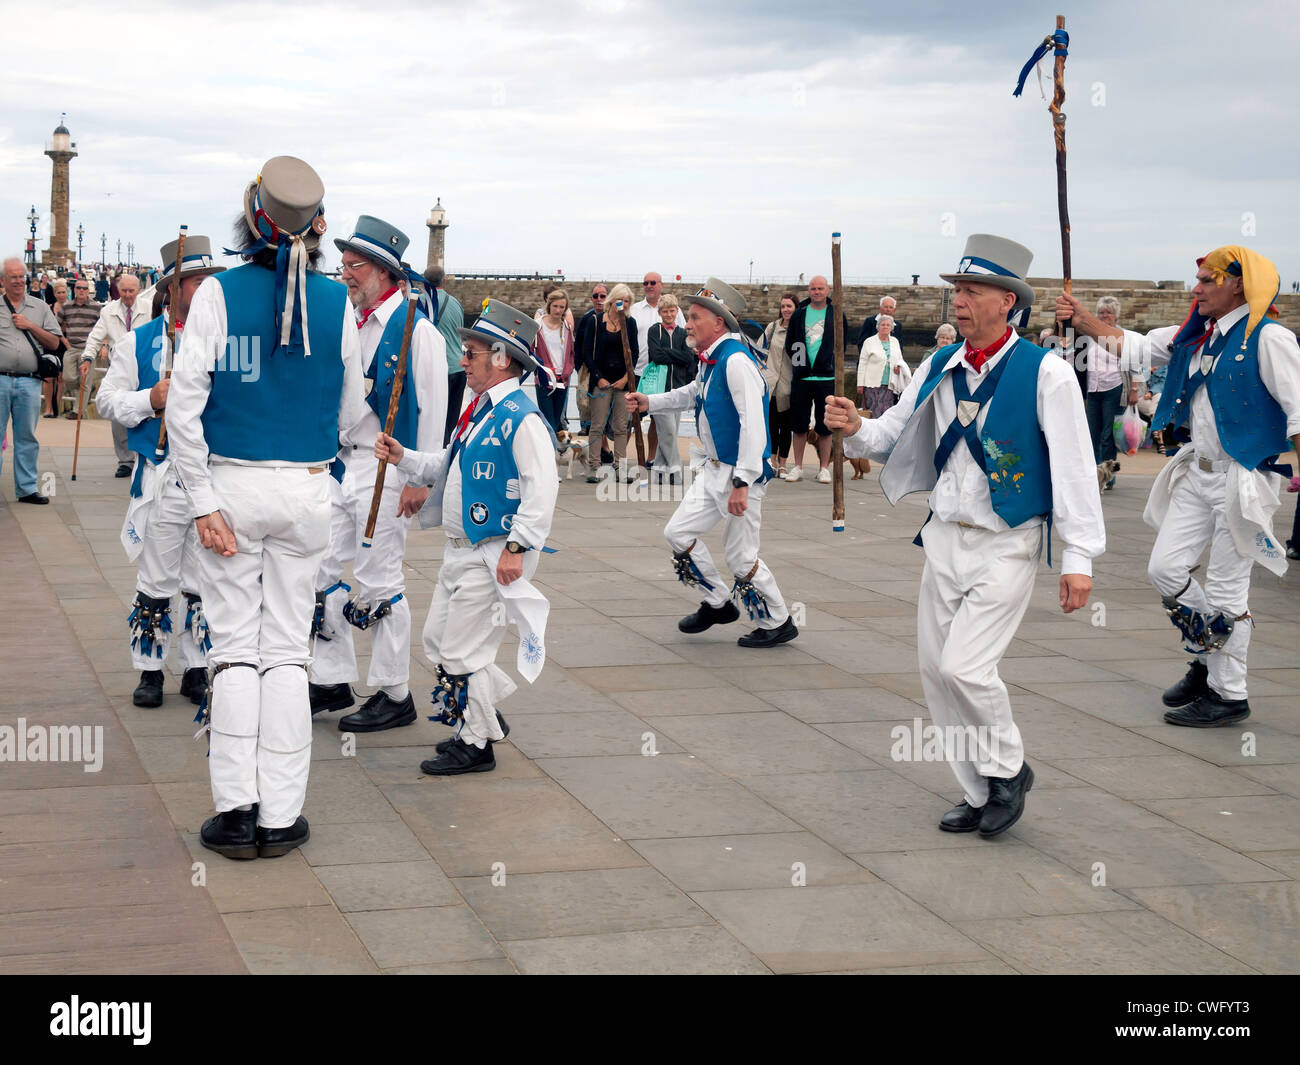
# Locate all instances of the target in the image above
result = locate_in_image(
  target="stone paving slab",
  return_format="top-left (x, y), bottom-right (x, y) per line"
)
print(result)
top-left (4, 431), bottom-right (1297, 974)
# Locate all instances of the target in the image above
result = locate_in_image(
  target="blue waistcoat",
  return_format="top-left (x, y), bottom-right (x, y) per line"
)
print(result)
top-left (457, 388), bottom-right (545, 543)
top-left (696, 337), bottom-right (773, 482)
top-left (126, 315), bottom-right (167, 463)
top-left (914, 340), bottom-right (1053, 529)
top-left (201, 264), bottom-right (348, 462)
top-left (1149, 314), bottom-right (1290, 472)
top-left (365, 304), bottom-right (425, 451)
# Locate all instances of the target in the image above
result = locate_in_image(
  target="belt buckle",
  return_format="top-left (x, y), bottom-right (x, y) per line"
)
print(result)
top-left (958, 521), bottom-right (977, 530)
top-left (1197, 457), bottom-right (1214, 473)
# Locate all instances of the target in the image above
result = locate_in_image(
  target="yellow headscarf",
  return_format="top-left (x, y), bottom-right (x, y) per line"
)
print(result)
top-left (1199, 245), bottom-right (1279, 342)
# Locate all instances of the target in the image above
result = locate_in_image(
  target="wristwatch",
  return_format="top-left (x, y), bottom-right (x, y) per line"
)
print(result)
top-left (504, 540), bottom-right (526, 555)
top-left (731, 476), bottom-right (749, 489)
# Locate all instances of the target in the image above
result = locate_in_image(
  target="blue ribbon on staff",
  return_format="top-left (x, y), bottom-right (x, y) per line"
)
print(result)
top-left (1012, 29), bottom-right (1069, 97)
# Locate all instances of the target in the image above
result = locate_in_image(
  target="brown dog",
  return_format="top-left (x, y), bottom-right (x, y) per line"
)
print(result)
top-left (1096, 458), bottom-right (1120, 491)
top-left (807, 419), bottom-right (873, 477)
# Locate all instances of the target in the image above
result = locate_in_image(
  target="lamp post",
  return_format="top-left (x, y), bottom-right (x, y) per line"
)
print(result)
top-left (100, 232), bottom-right (106, 268)
top-left (116, 239), bottom-right (121, 266)
top-left (749, 259), bottom-right (754, 284)
top-left (77, 223), bottom-right (84, 272)
top-left (127, 242), bottom-right (134, 269)
top-left (27, 205), bottom-right (38, 274)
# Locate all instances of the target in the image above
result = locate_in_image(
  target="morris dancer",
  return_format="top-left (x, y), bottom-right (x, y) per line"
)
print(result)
top-left (826, 235), bottom-right (1104, 837)
top-left (169, 157), bottom-right (366, 859)
top-left (95, 235), bottom-right (223, 708)
top-left (308, 216), bottom-right (447, 732)
top-left (626, 278), bottom-right (797, 648)
top-left (1059, 245), bottom-right (1300, 727)
top-left (375, 299), bottom-right (558, 775)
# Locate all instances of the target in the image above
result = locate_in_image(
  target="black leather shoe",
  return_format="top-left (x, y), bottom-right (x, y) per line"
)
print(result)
top-left (435, 711), bottom-right (509, 754)
top-left (310, 681), bottom-right (355, 715)
top-left (678, 599), bottom-right (740, 634)
top-left (939, 801), bottom-right (984, 833)
top-left (180, 667), bottom-right (207, 705)
top-left (200, 806), bottom-right (259, 860)
top-left (338, 690), bottom-right (416, 732)
top-left (421, 738), bottom-right (495, 776)
top-left (1288, 545), bottom-right (1300, 561)
top-left (737, 616), bottom-right (799, 648)
top-left (115, 463), bottom-right (133, 478)
top-left (16, 493), bottom-right (49, 504)
top-left (1163, 659), bottom-right (1209, 708)
top-left (132, 669), bottom-right (164, 708)
top-left (979, 762), bottom-right (1034, 838)
top-left (257, 816), bottom-right (310, 858)
top-left (1164, 689), bottom-right (1250, 728)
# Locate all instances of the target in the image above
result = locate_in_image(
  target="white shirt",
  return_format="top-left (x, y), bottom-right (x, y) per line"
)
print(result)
top-left (167, 273), bottom-right (367, 517)
top-left (354, 288), bottom-right (448, 456)
top-left (629, 299), bottom-right (685, 374)
top-left (398, 377), bottom-right (559, 549)
top-left (1068, 333), bottom-right (1130, 393)
top-left (646, 332), bottom-right (767, 485)
top-left (1135, 302), bottom-right (1300, 464)
top-left (844, 331), bottom-right (1106, 576)
top-left (82, 297), bottom-right (152, 363)
top-left (95, 308), bottom-right (175, 435)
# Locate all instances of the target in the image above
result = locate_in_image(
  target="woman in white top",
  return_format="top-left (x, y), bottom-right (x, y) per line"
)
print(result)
top-left (531, 288), bottom-right (575, 437)
top-left (762, 292), bottom-right (796, 476)
top-left (855, 314), bottom-right (910, 418)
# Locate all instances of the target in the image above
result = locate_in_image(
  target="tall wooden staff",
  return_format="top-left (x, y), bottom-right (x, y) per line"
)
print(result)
top-left (1015, 17), bottom-right (1072, 337)
top-left (156, 225), bottom-right (187, 457)
top-left (70, 364), bottom-right (88, 481)
top-left (830, 232), bottom-right (846, 532)
top-left (613, 297), bottom-right (647, 470)
top-left (362, 289), bottom-right (419, 548)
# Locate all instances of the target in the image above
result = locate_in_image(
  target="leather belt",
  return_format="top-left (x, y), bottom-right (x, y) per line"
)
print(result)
top-left (0, 370), bottom-right (39, 379)
top-left (446, 535), bottom-right (506, 549)
top-left (1196, 455), bottom-right (1231, 473)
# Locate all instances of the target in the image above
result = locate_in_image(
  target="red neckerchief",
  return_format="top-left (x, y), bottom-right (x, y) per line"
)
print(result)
top-left (453, 393), bottom-right (481, 440)
top-left (357, 287), bottom-right (399, 329)
top-left (964, 326), bottom-right (1013, 373)
top-left (697, 336), bottom-right (722, 366)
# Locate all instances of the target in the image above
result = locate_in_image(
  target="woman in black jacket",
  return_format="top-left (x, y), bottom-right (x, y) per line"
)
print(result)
top-left (644, 292), bottom-right (694, 481)
top-left (584, 282), bottom-right (638, 482)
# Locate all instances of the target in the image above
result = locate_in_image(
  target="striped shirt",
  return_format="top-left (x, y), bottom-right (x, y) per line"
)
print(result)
top-left (57, 300), bottom-right (103, 351)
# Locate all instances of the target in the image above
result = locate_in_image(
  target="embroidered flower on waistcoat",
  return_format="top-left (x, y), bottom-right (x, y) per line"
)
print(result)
top-left (983, 439), bottom-right (1024, 493)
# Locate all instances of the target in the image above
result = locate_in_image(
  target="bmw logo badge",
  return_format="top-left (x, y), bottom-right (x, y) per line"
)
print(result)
top-left (470, 502), bottom-right (489, 526)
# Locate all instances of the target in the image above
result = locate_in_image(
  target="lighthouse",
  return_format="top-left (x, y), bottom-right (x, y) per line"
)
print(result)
top-left (44, 115), bottom-right (78, 270)
top-left (425, 198), bottom-right (448, 273)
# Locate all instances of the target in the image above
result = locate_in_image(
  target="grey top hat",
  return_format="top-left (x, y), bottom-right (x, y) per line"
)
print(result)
top-left (334, 215), bottom-right (409, 278)
top-left (939, 234), bottom-right (1036, 314)
top-left (157, 235), bottom-right (225, 285)
top-left (680, 277), bottom-right (746, 332)
top-left (458, 298), bottom-right (541, 369)
top-left (242, 156), bottom-right (326, 251)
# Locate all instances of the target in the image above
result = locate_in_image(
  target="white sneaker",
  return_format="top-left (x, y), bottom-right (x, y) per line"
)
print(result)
top-left (785, 466), bottom-right (802, 482)
top-left (816, 467), bottom-right (832, 484)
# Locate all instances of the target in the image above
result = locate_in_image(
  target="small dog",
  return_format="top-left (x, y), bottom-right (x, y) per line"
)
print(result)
top-left (555, 430), bottom-right (589, 480)
top-left (1096, 458), bottom-right (1120, 491)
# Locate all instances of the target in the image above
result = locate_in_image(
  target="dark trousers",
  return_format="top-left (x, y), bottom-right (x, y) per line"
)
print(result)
top-left (768, 396), bottom-right (792, 458)
top-left (536, 384), bottom-right (568, 436)
top-left (1084, 384), bottom-right (1124, 463)
top-left (443, 371), bottom-right (467, 447)
top-left (1289, 489), bottom-right (1300, 550)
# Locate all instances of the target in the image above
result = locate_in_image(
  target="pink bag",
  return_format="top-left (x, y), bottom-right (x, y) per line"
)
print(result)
top-left (1113, 404), bottom-right (1143, 456)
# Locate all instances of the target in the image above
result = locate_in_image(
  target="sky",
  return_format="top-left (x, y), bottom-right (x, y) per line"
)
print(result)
top-left (2, 0), bottom-right (1298, 289)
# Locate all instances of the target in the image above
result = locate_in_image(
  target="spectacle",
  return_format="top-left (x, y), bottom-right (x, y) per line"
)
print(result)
top-left (339, 259), bottom-right (373, 276)
top-left (591, 291), bottom-right (607, 299)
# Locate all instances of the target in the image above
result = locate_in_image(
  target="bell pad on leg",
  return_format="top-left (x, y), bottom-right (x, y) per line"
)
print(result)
top-left (430, 665), bottom-right (470, 727)
top-left (343, 592), bottom-right (405, 631)
top-left (128, 593), bottom-right (173, 661)
top-left (672, 545), bottom-right (715, 592)
top-left (1161, 596), bottom-right (1235, 653)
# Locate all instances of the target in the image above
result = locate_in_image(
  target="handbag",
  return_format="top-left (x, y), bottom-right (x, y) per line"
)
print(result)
top-left (4, 295), bottom-right (62, 379)
top-left (638, 325), bottom-right (670, 394)
top-left (1114, 403), bottom-right (1144, 456)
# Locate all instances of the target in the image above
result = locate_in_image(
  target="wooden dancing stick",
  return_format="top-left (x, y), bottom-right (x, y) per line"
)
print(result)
top-left (70, 361), bottom-right (88, 481)
top-left (362, 288), bottom-right (420, 547)
top-left (831, 232), bottom-right (846, 532)
top-left (613, 297), bottom-right (647, 471)
top-left (1051, 15), bottom-right (1072, 337)
top-left (156, 225), bottom-right (187, 457)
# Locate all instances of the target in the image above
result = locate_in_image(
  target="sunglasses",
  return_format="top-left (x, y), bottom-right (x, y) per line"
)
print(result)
top-left (591, 292), bottom-right (607, 299)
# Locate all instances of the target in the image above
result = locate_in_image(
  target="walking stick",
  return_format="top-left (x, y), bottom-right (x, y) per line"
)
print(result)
top-left (1015, 16), bottom-right (1071, 338)
top-left (362, 289), bottom-right (419, 548)
top-left (831, 232), bottom-right (846, 532)
top-left (70, 363), bottom-right (87, 481)
top-left (613, 299), bottom-right (647, 471)
top-left (156, 225), bottom-right (187, 458)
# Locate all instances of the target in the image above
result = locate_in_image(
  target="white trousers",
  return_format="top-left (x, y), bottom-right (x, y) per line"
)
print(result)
top-left (652, 410), bottom-right (682, 473)
top-left (312, 451), bottom-right (412, 688)
top-left (916, 519), bottom-right (1039, 808)
top-left (1147, 464), bottom-right (1254, 700)
top-left (422, 540), bottom-right (533, 748)
top-left (131, 463), bottom-right (206, 672)
top-left (663, 461), bottom-right (789, 628)
top-left (197, 465), bottom-right (331, 828)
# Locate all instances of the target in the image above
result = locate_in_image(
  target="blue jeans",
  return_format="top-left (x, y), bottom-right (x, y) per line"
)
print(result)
top-left (1084, 384), bottom-right (1124, 464)
top-left (536, 384), bottom-right (569, 436)
top-left (0, 375), bottom-right (41, 496)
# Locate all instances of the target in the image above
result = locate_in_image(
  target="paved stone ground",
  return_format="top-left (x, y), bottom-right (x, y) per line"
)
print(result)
top-left (3, 421), bottom-right (1298, 975)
